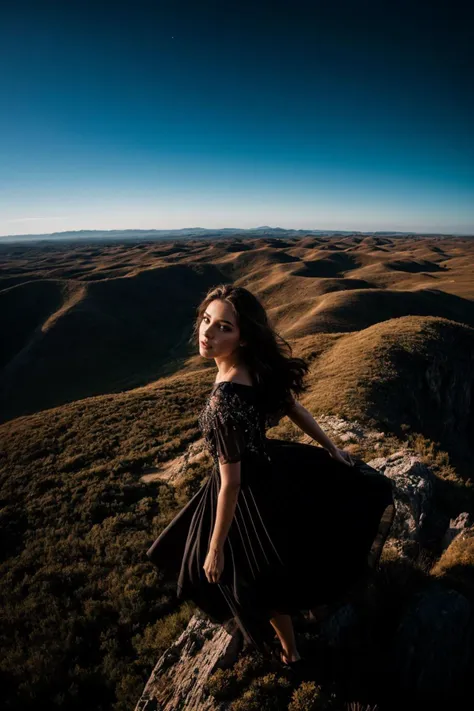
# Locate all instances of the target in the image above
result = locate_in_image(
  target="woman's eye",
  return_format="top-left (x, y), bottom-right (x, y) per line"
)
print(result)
top-left (202, 317), bottom-right (229, 332)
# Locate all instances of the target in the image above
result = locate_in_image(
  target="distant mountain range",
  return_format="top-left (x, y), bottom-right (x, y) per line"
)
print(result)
top-left (1, 226), bottom-right (471, 244)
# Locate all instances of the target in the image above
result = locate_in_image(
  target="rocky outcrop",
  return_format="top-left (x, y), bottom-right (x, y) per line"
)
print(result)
top-left (135, 613), bottom-right (239, 711)
top-left (367, 449), bottom-right (450, 556)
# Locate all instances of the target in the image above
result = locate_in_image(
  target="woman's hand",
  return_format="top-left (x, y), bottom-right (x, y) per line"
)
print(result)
top-left (203, 545), bottom-right (225, 583)
top-left (327, 445), bottom-right (355, 466)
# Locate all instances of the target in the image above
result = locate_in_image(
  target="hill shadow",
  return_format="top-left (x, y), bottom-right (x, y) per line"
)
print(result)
top-left (386, 259), bottom-right (448, 273)
top-left (0, 263), bottom-right (229, 423)
top-left (292, 252), bottom-right (361, 278)
top-left (289, 287), bottom-right (474, 336)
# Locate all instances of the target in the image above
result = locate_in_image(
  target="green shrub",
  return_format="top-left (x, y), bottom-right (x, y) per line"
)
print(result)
top-left (230, 672), bottom-right (292, 710)
top-left (132, 601), bottom-right (194, 666)
top-left (288, 681), bottom-right (326, 710)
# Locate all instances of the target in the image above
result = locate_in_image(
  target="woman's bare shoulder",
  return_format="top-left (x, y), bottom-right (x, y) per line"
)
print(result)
top-left (214, 367), bottom-right (253, 386)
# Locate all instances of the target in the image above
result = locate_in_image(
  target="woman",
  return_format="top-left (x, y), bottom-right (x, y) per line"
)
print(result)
top-left (146, 284), bottom-right (395, 667)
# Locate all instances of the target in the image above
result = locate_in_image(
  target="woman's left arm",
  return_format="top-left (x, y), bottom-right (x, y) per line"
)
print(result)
top-left (287, 401), bottom-right (354, 466)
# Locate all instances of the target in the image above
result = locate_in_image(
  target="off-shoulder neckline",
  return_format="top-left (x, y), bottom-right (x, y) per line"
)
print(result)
top-left (212, 381), bottom-right (255, 390)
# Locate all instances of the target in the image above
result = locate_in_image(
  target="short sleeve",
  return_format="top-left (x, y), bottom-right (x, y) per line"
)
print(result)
top-left (208, 387), bottom-right (247, 464)
top-left (213, 409), bottom-right (247, 464)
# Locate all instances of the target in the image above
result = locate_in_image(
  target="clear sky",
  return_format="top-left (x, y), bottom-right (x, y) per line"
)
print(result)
top-left (1, 0), bottom-right (473, 237)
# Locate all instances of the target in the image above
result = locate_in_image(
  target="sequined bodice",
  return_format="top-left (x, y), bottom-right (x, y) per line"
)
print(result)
top-left (198, 382), bottom-right (271, 464)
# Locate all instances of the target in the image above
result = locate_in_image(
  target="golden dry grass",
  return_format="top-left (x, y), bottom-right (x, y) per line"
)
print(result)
top-left (1, 234), bottom-right (473, 422)
top-left (430, 527), bottom-right (474, 598)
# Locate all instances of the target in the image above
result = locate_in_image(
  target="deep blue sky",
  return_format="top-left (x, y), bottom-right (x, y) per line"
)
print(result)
top-left (1, 0), bottom-right (473, 236)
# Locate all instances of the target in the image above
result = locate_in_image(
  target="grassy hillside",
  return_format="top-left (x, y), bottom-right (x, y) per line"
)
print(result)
top-left (299, 315), bottom-right (474, 474)
top-left (0, 372), bottom-right (217, 710)
top-left (1, 234), bottom-right (474, 708)
top-left (1, 235), bottom-right (473, 423)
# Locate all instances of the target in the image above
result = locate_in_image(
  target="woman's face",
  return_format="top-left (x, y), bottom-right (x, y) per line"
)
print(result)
top-left (198, 299), bottom-right (243, 358)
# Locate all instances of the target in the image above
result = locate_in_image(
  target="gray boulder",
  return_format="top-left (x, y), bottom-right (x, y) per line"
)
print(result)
top-left (368, 449), bottom-right (449, 555)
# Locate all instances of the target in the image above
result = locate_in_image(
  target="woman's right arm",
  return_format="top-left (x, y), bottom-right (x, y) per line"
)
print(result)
top-left (209, 460), bottom-right (241, 551)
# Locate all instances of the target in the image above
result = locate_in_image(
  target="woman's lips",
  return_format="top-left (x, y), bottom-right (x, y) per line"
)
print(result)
top-left (201, 340), bottom-right (211, 348)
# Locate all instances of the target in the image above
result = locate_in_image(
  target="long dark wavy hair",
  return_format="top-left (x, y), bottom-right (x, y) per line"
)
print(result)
top-left (189, 284), bottom-right (310, 423)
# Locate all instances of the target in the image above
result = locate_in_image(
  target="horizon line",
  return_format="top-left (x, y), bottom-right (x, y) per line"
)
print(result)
top-left (1, 225), bottom-right (474, 239)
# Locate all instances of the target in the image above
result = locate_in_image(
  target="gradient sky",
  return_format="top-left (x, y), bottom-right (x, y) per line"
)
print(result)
top-left (1, 0), bottom-right (473, 237)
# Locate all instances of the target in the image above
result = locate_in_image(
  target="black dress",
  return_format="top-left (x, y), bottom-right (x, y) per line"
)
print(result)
top-left (146, 381), bottom-right (395, 653)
